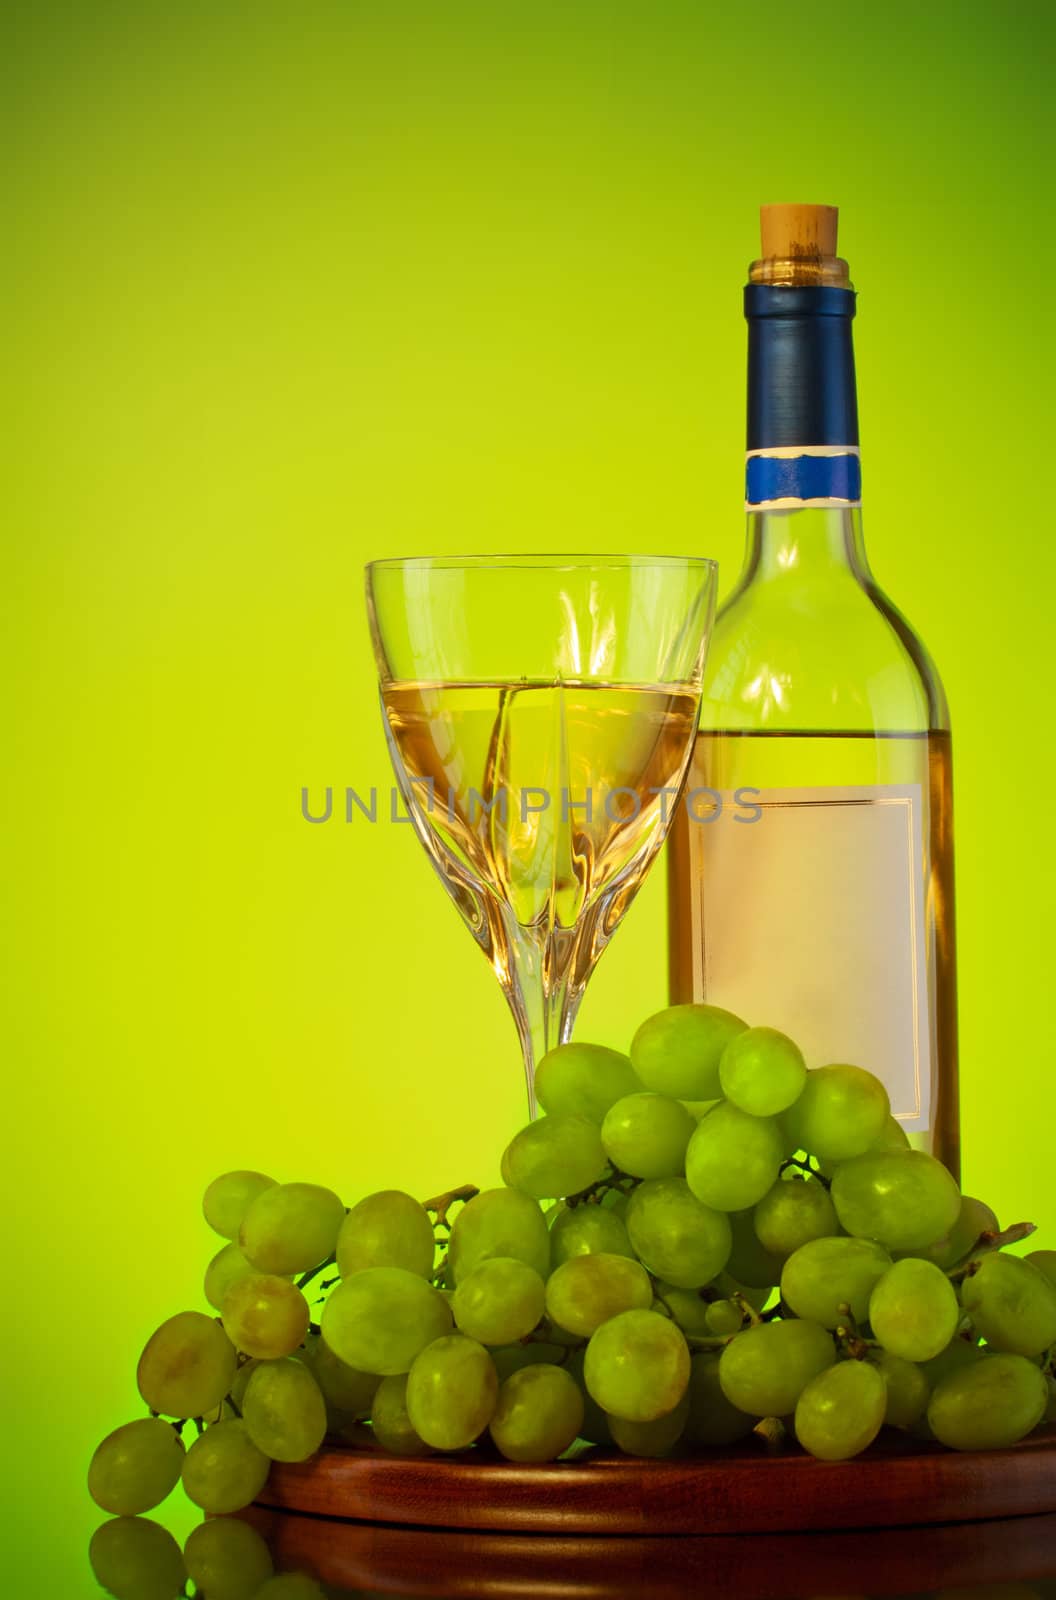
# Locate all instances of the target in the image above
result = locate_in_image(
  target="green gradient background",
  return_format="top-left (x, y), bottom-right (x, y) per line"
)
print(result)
top-left (3, 2), bottom-right (1053, 1591)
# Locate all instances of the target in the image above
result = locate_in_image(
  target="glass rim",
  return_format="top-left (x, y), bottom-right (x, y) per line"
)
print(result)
top-left (366, 552), bottom-right (718, 574)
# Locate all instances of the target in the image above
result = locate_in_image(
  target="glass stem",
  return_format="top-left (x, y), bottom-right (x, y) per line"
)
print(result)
top-left (503, 923), bottom-right (584, 1119)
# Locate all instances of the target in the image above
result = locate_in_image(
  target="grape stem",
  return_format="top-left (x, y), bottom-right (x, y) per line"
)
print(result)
top-left (732, 1291), bottom-right (763, 1329)
top-left (296, 1253), bottom-right (338, 1292)
top-left (754, 1416), bottom-right (786, 1451)
top-left (565, 1165), bottom-right (640, 1208)
top-left (780, 1156), bottom-right (831, 1191)
top-left (422, 1184), bottom-right (480, 1231)
top-left (834, 1304), bottom-right (872, 1360)
top-left (946, 1221), bottom-right (1037, 1280)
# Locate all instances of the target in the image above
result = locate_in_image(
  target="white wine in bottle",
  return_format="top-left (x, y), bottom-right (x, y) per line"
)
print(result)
top-left (668, 205), bottom-right (958, 1176)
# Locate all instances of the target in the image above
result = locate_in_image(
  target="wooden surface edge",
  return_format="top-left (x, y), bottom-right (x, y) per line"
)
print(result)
top-left (257, 1427), bottom-right (1056, 1535)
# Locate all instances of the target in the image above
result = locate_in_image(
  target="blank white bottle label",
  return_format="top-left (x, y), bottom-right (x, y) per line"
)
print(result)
top-left (687, 784), bottom-right (931, 1130)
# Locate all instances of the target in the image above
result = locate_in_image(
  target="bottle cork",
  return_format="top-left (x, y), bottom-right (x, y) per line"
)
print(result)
top-left (760, 204), bottom-right (839, 260)
top-left (750, 204), bottom-right (851, 288)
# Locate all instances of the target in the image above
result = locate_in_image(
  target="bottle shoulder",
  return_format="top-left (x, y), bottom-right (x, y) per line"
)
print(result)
top-left (703, 569), bottom-right (949, 733)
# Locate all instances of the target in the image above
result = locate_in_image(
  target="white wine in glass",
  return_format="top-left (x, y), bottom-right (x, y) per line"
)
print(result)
top-left (366, 557), bottom-right (717, 1115)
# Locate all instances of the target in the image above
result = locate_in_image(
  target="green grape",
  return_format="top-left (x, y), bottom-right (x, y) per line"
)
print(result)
top-left (1046, 1376), bottom-right (1056, 1424)
top-left (718, 1319), bottom-right (836, 1417)
top-left (656, 1283), bottom-right (714, 1338)
top-left (203, 1170), bottom-right (277, 1241)
top-left (489, 1363), bottom-right (585, 1461)
top-left (715, 1270), bottom-right (771, 1312)
top-left (927, 1353), bottom-right (1048, 1450)
top-left (242, 1357), bottom-right (327, 1461)
top-left (704, 1299), bottom-right (745, 1336)
top-left (662, 1274), bottom-right (767, 1336)
top-left (609, 1390), bottom-right (690, 1457)
top-left (753, 1175), bottom-right (839, 1257)
top-left (183, 1515), bottom-right (274, 1600)
top-left (782, 1064), bottom-right (891, 1164)
top-left (872, 1350), bottom-right (931, 1427)
top-left (831, 1150), bottom-right (962, 1251)
top-left (812, 1112), bottom-right (907, 1180)
top-left (336, 1189), bottom-right (435, 1279)
top-left (492, 1340), bottom-right (573, 1382)
top-left (448, 1187), bottom-right (551, 1283)
top-left (718, 1027), bottom-right (807, 1117)
top-left (204, 1242), bottom-right (265, 1312)
top-left (868, 1258), bottom-right (960, 1362)
top-left (725, 1210), bottom-right (787, 1289)
top-left (180, 1418), bottom-right (270, 1513)
top-left (254, 1578), bottom-right (328, 1600)
top-left (903, 1195), bottom-right (999, 1271)
top-left (961, 1253), bottom-right (1056, 1356)
top-left (405, 1334), bottom-right (499, 1450)
top-left (583, 1309), bottom-right (691, 1422)
top-left (137, 1311), bottom-right (237, 1419)
top-left (1026, 1249), bottom-right (1056, 1287)
top-left (534, 1042), bottom-right (643, 1123)
top-left (781, 1236), bottom-right (892, 1328)
top-left (321, 1266), bottom-right (453, 1374)
top-left (89, 1517), bottom-right (187, 1600)
top-left (921, 1335), bottom-right (986, 1389)
top-left (370, 1373), bottom-right (434, 1455)
top-left (867, 1114), bottom-right (911, 1154)
top-left (239, 1182), bottom-right (345, 1275)
top-left (685, 1103), bottom-right (785, 1212)
top-left (567, 1348), bottom-right (613, 1444)
top-left (544, 1252), bottom-right (653, 1337)
top-left (306, 1335), bottom-right (381, 1420)
top-left (88, 1419), bottom-right (185, 1516)
top-left (230, 1357), bottom-right (260, 1410)
top-left (600, 1092), bottom-right (696, 1179)
top-left (630, 1003), bottom-right (747, 1100)
top-left (794, 1359), bottom-right (886, 1461)
top-left (451, 1256), bottom-right (546, 1344)
top-left (683, 1353), bottom-right (757, 1447)
top-left (502, 1114), bottom-right (608, 1200)
top-left (625, 1177), bottom-right (731, 1289)
top-left (221, 1274), bottom-right (310, 1360)
top-left (549, 1202), bottom-right (634, 1266)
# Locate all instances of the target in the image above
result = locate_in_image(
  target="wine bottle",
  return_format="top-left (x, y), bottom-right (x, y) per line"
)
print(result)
top-left (668, 205), bottom-right (958, 1176)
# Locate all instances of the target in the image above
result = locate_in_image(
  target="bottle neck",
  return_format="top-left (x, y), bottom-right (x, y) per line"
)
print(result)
top-left (743, 284), bottom-right (863, 568)
top-left (740, 506), bottom-right (872, 586)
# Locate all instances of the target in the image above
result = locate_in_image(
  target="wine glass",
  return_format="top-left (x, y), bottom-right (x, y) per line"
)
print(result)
top-left (365, 554), bottom-right (717, 1115)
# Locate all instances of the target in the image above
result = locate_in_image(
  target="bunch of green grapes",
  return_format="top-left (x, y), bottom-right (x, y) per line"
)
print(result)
top-left (491, 1013), bottom-right (1052, 1464)
top-left (89, 1006), bottom-right (1056, 1599)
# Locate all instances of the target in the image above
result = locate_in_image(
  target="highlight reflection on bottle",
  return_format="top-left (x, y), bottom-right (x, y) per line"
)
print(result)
top-left (669, 205), bottom-right (958, 1177)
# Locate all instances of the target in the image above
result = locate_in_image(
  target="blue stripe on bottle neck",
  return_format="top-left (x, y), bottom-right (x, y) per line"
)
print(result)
top-left (746, 450), bottom-right (862, 508)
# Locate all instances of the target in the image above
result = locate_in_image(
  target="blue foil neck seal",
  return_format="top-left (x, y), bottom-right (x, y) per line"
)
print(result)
top-left (745, 284), bottom-right (859, 453)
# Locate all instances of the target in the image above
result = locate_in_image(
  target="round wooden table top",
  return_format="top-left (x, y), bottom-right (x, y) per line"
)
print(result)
top-left (257, 1425), bottom-right (1056, 1537)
